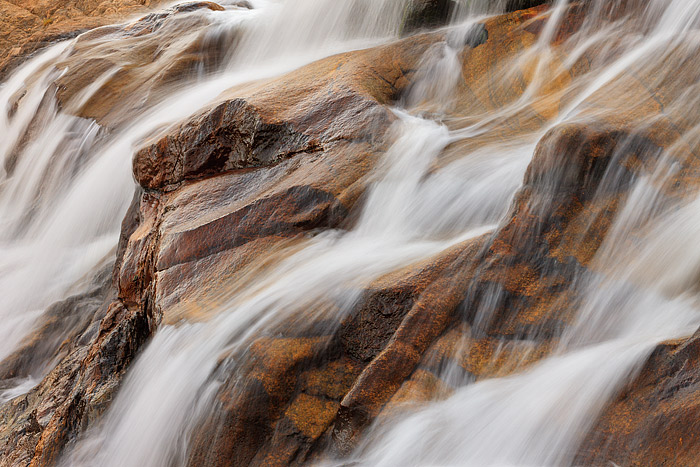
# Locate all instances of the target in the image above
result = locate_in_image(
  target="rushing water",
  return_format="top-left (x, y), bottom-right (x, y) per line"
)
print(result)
top-left (0, 0), bottom-right (419, 376)
top-left (1, 0), bottom-right (700, 465)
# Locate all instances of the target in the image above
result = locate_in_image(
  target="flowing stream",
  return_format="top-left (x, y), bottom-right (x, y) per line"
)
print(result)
top-left (1, 0), bottom-right (700, 465)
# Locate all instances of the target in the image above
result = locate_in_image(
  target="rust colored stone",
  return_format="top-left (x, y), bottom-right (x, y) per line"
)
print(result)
top-left (0, 0), bottom-right (173, 80)
top-left (576, 333), bottom-right (700, 466)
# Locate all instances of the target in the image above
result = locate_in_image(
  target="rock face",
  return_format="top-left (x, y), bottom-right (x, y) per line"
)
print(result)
top-left (0, 0), bottom-right (172, 80)
top-left (402, 0), bottom-right (457, 35)
top-left (0, 17), bottom-right (449, 465)
top-left (505, 0), bottom-right (549, 11)
top-left (576, 332), bottom-right (700, 466)
top-left (52, 1), bottom-right (233, 128)
top-left (2, 1), bottom-right (700, 466)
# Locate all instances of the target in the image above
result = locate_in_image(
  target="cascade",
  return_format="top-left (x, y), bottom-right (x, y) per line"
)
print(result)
top-left (1, 0), bottom-right (700, 465)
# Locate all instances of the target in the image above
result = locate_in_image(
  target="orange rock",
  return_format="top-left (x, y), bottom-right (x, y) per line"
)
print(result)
top-left (186, 336), bottom-right (333, 466)
top-left (52, 1), bottom-right (230, 127)
top-left (0, 0), bottom-right (172, 80)
top-left (576, 333), bottom-right (700, 465)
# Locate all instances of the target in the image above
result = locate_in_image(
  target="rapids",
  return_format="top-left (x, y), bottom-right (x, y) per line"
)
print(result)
top-left (1, 0), bottom-right (699, 465)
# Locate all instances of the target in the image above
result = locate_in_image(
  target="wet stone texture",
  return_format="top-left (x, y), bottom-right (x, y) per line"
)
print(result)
top-left (576, 332), bottom-right (700, 466)
top-left (0, 0), bottom-right (173, 80)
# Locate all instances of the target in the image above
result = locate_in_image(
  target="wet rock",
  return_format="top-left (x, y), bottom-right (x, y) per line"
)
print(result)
top-left (460, 31), bottom-right (700, 340)
top-left (172, 2), bottom-right (225, 13)
top-left (122, 33), bottom-right (442, 328)
top-left (140, 5), bottom-right (607, 462)
top-left (27, 300), bottom-right (153, 467)
top-left (132, 31), bottom-right (440, 189)
top-left (3, 2), bottom-right (700, 466)
top-left (576, 332), bottom-right (700, 465)
top-left (157, 185), bottom-right (345, 269)
top-left (325, 8), bottom-right (596, 453)
top-left (324, 236), bottom-right (489, 456)
top-left (186, 337), bottom-right (334, 466)
top-left (448, 2), bottom-right (582, 125)
top-left (159, 33), bottom-right (453, 465)
top-left (402, 0), bottom-right (457, 35)
top-left (117, 192), bottom-right (161, 308)
top-left (124, 1), bottom-right (225, 36)
top-left (505, 0), bottom-right (550, 12)
top-left (54, 4), bottom-right (235, 128)
top-left (418, 324), bottom-right (555, 382)
top-left (0, 297), bottom-right (153, 466)
top-left (133, 99), bottom-right (318, 190)
top-left (0, 0), bottom-right (171, 80)
top-left (338, 238), bottom-right (480, 362)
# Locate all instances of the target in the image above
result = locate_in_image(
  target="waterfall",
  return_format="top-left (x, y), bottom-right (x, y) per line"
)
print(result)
top-left (348, 1), bottom-right (700, 465)
top-left (1, 0), bottom-right (699, 465)
top-left (0, 0), bottom-right (430, 388)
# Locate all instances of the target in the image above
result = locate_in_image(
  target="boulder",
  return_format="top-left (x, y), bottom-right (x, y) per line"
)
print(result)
top-left (401, 0), bottom-right (457, 35)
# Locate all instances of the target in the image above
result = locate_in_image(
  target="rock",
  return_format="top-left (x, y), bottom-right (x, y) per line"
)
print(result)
top-left (328, 2), bottom-right (700, 459)
top-left (114, 4), bottom-right (607, 463)
top-left (133, 31), bottom-right (439, 190)
top-left (505, 0), bottom-right (550, 12)
top-left (0, 0), bottom-right (171, 81)
top-left (331, 236), bottom-right (488, 454)
top-left (53, 2), bottom-right (233, 128)
top-left (576, 332), bottom-right (700, 465)
top-left (149, 32), bottom-right (450, 466)
top-left (401, 0), bottom-right (457, 35)
top-left (172, 2), bottom-right (225, 13)
top-left (133, 99), bottom-right (318, 190)
top-left (123, 32), bottom-right (443, 327)
top-left (338, 239), bottom-right (475, 362)
top-left (27, 300), bottom-right (153, 467)
top-left (0, 297), bottom-right (153, 466)
top-left (400, 0), bottom-right (550, 37)
top-left (186, 336), bottom-right (334, 466)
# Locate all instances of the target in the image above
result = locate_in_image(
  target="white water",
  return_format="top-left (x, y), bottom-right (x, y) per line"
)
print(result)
top-left (0, 0), bottom-right (434, 378)
top-left (352, 165), bottom-right (700, 466)
top-left (62, 105), bottom-right (524, 467)
top-left (348, 1), bottom-right (700, 466)
top-left (0, 0), bottom-right (699, 466)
